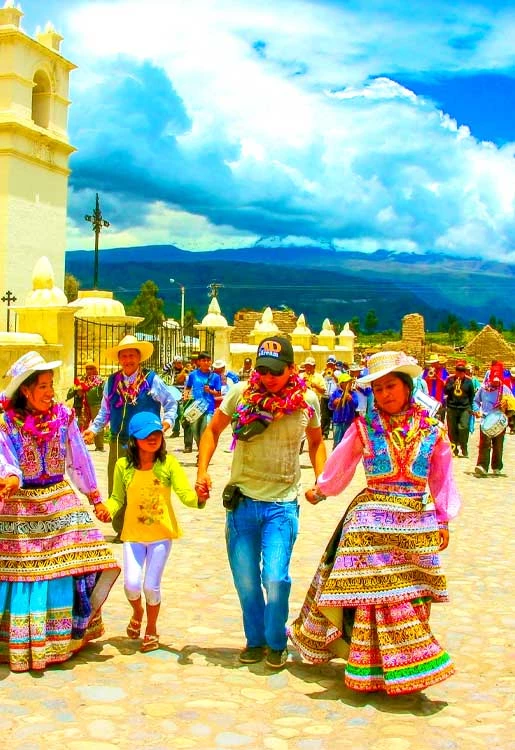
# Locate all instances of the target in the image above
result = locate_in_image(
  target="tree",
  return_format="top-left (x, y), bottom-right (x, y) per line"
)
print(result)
top-left (364, 309), bottom-right (379, 335)
top-left (489, 315), bottom-right (504, 332)
top-left (64, 273), bottom-right (80, 302)
top-left (468, 320), bottom-right (479, 332)
top-left (448, 318), bottom-right (464, 346)
top-left (183, 308), bottom-right (198, 338)
top-left (438, 312), bottom-right (462, 334)
top-left (129, 280), bottom-right (165, 333)
top-left (349, 316), bottom-right (361, 336)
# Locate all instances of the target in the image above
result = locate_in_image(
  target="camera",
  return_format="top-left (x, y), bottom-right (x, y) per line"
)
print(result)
top-left (222, 484), bottom-right (243, 511)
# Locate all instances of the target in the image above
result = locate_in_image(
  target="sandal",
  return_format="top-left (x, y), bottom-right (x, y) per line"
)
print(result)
top-left (140, 634), bottom-right (159, 653)
top-left (126, 616), bottom-right (142, 640)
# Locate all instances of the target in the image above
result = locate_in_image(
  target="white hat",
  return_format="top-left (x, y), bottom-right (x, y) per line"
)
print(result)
top-left (357, 351), bottom-right (422, 385)
top-left (302, 356), bottom-right (316, 366)
top-left (213, 359), bottom-right (226, 369)
top-left (104, 334), bottom-right (154, 363)
top-left (4, 351), bottom-right (62, 399)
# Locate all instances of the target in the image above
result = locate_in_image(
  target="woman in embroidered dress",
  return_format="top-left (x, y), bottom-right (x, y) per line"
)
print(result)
top-left (0, 352), bottom-right (120, 672)
top-left (289, 351), bottom-right (461, 695)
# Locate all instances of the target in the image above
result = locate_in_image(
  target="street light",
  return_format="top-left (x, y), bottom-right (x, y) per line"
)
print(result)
top-left (169, 278), bottom-right (185, 329)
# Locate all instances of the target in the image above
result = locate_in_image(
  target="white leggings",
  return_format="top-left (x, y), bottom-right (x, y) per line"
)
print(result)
top-left (123, 540), bottom-right (172, 606)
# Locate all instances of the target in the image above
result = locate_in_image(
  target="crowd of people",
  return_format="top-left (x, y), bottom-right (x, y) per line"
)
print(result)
top-left (301, 352), bottom-right (515, 478)
top-left (0, 336), bottom-right (511, 696)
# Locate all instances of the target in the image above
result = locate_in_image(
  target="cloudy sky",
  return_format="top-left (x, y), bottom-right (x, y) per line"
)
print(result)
top-left (19, 0), bottom-right (515, 258)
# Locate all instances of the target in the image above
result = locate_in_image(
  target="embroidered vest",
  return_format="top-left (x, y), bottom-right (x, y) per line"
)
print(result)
top-left (356, 408), bottom-right (441, 496)
top-left (108, 370), bottom-right (158, 443)
top-left (0, 409), bottom-right (72, 485)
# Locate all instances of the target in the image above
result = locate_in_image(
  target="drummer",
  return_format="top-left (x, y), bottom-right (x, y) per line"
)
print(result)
top-left (472, 362), bottom-right (512, 477)
top-left (163, 356), bottom-right (190, 438)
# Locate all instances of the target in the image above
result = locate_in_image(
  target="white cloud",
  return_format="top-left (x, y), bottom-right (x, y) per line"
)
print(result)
top-left (34, 0), bottom-right (515, 258)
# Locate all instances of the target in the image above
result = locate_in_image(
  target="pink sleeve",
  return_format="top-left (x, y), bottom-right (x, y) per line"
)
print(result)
top-left (65, 415), bottom-right (101, 497)
top-left (428, 435), bottom-right (461, 523)
top-left (316, 422), bottom-right (363, 497)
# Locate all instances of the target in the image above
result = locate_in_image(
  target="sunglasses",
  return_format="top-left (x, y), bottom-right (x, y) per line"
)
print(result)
top-left (255, 365), bottom-right (286, 376)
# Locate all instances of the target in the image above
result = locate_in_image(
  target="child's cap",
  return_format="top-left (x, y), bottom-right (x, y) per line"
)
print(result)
top-left (129, 412), bottom-right (163, 439)
top-left (338, 372), bottom-right (352, 384)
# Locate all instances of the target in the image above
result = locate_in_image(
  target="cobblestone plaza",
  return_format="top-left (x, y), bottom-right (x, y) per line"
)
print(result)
top-left (1, 427), bottom-right (513, 750)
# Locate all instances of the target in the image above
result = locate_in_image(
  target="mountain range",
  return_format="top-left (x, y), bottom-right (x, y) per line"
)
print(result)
top-left (65, 244), bottom-right (515, 331)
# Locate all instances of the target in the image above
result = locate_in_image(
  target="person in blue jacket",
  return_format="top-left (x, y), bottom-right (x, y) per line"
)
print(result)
top-left (329, 372), bottom-right (358, 448)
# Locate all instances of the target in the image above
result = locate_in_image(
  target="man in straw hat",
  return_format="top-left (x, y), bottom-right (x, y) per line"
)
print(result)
top-left (83, 335), bottom-right (178, 497)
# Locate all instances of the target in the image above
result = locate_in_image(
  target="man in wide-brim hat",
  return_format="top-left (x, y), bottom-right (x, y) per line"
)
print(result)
top-left (83, 335), bottom-right (178, 498)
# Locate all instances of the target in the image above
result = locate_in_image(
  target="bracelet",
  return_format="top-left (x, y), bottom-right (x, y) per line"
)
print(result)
top-left (89, 490), bottom-right (102, 506)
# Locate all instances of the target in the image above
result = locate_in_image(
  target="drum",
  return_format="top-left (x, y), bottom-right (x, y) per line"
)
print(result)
top-left (480, 410), bottom-right (508, 438)
top-left (182, 398), bottom-right (209, 424)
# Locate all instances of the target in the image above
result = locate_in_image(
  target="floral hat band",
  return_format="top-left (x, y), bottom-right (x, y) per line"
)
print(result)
top-left (357, 351), bottom-right (422, 385)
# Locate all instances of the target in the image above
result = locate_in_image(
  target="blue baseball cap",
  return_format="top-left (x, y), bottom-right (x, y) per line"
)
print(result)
top-left (128, 412), bottom-right (163, 439)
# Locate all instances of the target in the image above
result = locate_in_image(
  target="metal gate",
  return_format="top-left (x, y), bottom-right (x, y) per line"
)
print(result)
top-left (74, 318), bottom-right (215, 377)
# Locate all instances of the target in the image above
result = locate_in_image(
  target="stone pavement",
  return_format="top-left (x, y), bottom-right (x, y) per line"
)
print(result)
top-left (2, 426), bottom-right (514, 750)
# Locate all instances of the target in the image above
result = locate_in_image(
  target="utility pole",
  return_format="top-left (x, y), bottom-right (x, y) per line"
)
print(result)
top-left (84, 193), bottom-right (110, 289)
top-left (1, 290), bottom-right (17, 331)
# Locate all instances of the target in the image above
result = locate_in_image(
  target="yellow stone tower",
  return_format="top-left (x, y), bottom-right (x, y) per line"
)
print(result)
top-left (0, 1), bottom-right (76, 308)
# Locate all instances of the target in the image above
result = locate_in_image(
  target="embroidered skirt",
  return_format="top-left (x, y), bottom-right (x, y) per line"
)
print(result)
top-left (0, 482), bottom-right (120, 672)
top-left (289, 488), bottom-right (454, 694)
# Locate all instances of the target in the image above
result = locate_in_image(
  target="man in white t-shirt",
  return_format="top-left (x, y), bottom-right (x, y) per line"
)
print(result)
top-left (196, 336), bottom-right (326, 669)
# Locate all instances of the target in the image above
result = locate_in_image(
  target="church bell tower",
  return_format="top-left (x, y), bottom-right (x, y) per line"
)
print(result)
top-left (0, 1), bottom-right (76, 309)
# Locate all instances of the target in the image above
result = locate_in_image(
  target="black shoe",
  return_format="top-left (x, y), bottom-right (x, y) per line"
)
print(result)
top-left (461, 451), bottom-right (468, 458)
top-left (265, 648), bottom-right (288, 669)
top-left (112, 534), bottom-right (122, 544)
top-left (239, 646), bottom-right (266, 664)
top-left (171, 432), bottom-right (180, 438)
top-left (184, 446), bottom-right (193, 453)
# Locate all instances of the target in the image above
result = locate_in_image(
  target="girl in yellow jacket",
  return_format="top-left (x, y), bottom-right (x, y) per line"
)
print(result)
top-left (97, 411), bottom-right (204, 653)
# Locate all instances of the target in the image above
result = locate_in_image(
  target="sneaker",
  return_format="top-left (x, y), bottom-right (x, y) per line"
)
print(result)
top-left (492, 469), bottom-right (501, 476)
top-left (239, 645), bottom-right (266, 664)
top-left (265, 648), bottom-right (288, 669)
top-left (474, 465), bottom-right (487, 476)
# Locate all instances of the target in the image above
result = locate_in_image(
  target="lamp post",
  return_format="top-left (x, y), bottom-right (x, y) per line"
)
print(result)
top-left (169, 278), bottom-right (185, 329)
top-left (85, 193), bottom-right (110, 289)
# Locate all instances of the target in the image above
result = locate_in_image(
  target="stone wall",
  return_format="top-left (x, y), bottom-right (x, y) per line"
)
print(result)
top-left (401, 313), bottom-right (425, 358)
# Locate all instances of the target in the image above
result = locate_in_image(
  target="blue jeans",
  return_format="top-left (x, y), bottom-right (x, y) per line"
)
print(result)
top-left (225, 497), bottom-right (299, 651)
top-left (188, 412), bottom-right (213, 449)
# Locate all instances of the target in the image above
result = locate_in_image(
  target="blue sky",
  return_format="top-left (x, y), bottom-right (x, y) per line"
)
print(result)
top-left (18, 0), bottom-right (515, 258)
